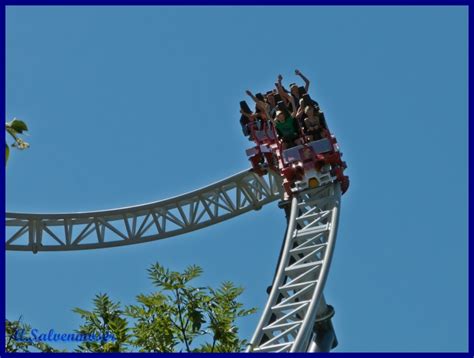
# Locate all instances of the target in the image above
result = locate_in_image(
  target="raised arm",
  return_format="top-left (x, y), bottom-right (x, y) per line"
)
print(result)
top-left (275, 75), bottom-right (291, 105)
top-left (277, 81), bottom-right (296, 114)
top-left (295, 69), bottom-right (310, 92)
top-left (246, 90), bottom-right (267, 111)
top-left (276, 78), bottom-right (290, 101)
top-left (262, 103), bottom-right (273, 123)
top-left (245, 90), bottom-right (259, 103)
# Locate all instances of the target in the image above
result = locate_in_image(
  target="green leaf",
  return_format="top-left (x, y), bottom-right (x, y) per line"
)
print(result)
top-left (7, 118), bottom-right (28, 134)
top-left (72, 307), bottom-right (94, 318)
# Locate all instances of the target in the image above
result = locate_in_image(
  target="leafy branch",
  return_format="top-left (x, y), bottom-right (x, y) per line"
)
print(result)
top-left (6, 263), bottom-right (256, 353)
top-left (6, 118), bottom-right (29, 164)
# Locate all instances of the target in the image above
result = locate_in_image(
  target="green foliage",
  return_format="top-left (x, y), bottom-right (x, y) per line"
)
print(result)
top-left (5, 318), bottom-right (64, 352)
top-left (6, 263), bottom-right (255, 353)
top-left (126, 263), bottom-right (255, 352)
top-left (200, 281), bottom-right (256, 352)
top-left (5, 118), bottom-right (29, 164)
top-left (72, 293), bottom-right (130, 352)
top-left (125, 292), bottom-right (177, 352)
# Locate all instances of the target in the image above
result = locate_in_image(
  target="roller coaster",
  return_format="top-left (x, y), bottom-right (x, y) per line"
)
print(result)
top-left (6, 79), bottom-right (349, 353)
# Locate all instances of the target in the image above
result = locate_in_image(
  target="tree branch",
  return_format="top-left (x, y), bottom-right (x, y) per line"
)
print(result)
top-left (175, 289), bottom-right (191, 352)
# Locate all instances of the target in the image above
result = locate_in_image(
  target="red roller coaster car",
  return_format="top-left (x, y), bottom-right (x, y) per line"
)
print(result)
top-left (244, 112), bottom-right (349, 197)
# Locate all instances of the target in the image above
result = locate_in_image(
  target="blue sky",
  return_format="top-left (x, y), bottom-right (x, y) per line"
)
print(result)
top-left (5, 6), bottom-right (468, 352)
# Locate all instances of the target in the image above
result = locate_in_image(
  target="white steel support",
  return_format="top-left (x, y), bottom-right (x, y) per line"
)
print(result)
top-left (6, 170), bottom-right (343, 354)
top-left (6, 170), bottom-right (282, 253)
top-left (247, 182), bottom-right (341, 352)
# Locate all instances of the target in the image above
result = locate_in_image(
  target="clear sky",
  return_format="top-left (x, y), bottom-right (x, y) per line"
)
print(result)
top-left (5, 6), bottom-right (468, 352)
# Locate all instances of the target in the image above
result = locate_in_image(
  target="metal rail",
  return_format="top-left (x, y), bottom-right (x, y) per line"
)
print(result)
top-left (6, 170), bottom-right (342, 353)
top-left (247, 182), bottom-right (341, 352)
top-left (6, 170), bottom-right (282, 253)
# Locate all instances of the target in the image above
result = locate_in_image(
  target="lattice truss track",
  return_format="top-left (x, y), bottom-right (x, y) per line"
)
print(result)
top-left (6, 170), bottom-right (282, 252)
top-left (248, 183), bottom-right (341, 352)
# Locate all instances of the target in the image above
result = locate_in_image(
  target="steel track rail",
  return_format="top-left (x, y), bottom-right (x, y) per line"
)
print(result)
top-left (6, 170), bottom-right (342, 353)
top-left (247, 182), bottom-right (341, 352)
top-left (6, 170), bottom-right (282, 253)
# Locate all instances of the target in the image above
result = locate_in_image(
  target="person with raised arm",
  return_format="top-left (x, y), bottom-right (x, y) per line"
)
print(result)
top-left (245, 90), bottom-right (269, 113)
top-left (272, 89), bottom-right (301, 149)
top-left (294, 69), bottom-right (310, 93)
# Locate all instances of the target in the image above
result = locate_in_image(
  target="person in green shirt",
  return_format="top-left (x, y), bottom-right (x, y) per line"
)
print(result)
top-left (274, 109), bottom-right (300, 149)
top-left (273, 79), bottom-right (301, 149)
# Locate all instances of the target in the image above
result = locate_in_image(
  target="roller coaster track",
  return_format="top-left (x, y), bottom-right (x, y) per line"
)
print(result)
top-left (6, 170), bottom-right (282, 252)
top-left (6, 170), bottom-right (342, 352)
top-left (247, 183), bottom-right (341, 352)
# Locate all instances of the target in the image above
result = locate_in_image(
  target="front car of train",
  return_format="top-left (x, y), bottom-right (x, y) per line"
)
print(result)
top-left (279, 133), bottom-right (349, 195)
top-left (241, 83), bottom-right (349, 197)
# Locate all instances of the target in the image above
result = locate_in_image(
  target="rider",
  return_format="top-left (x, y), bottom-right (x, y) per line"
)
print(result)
top-left (273, 91), bottom-right (300, 149)
top-left (301, 105), bottom-right (325, 141)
